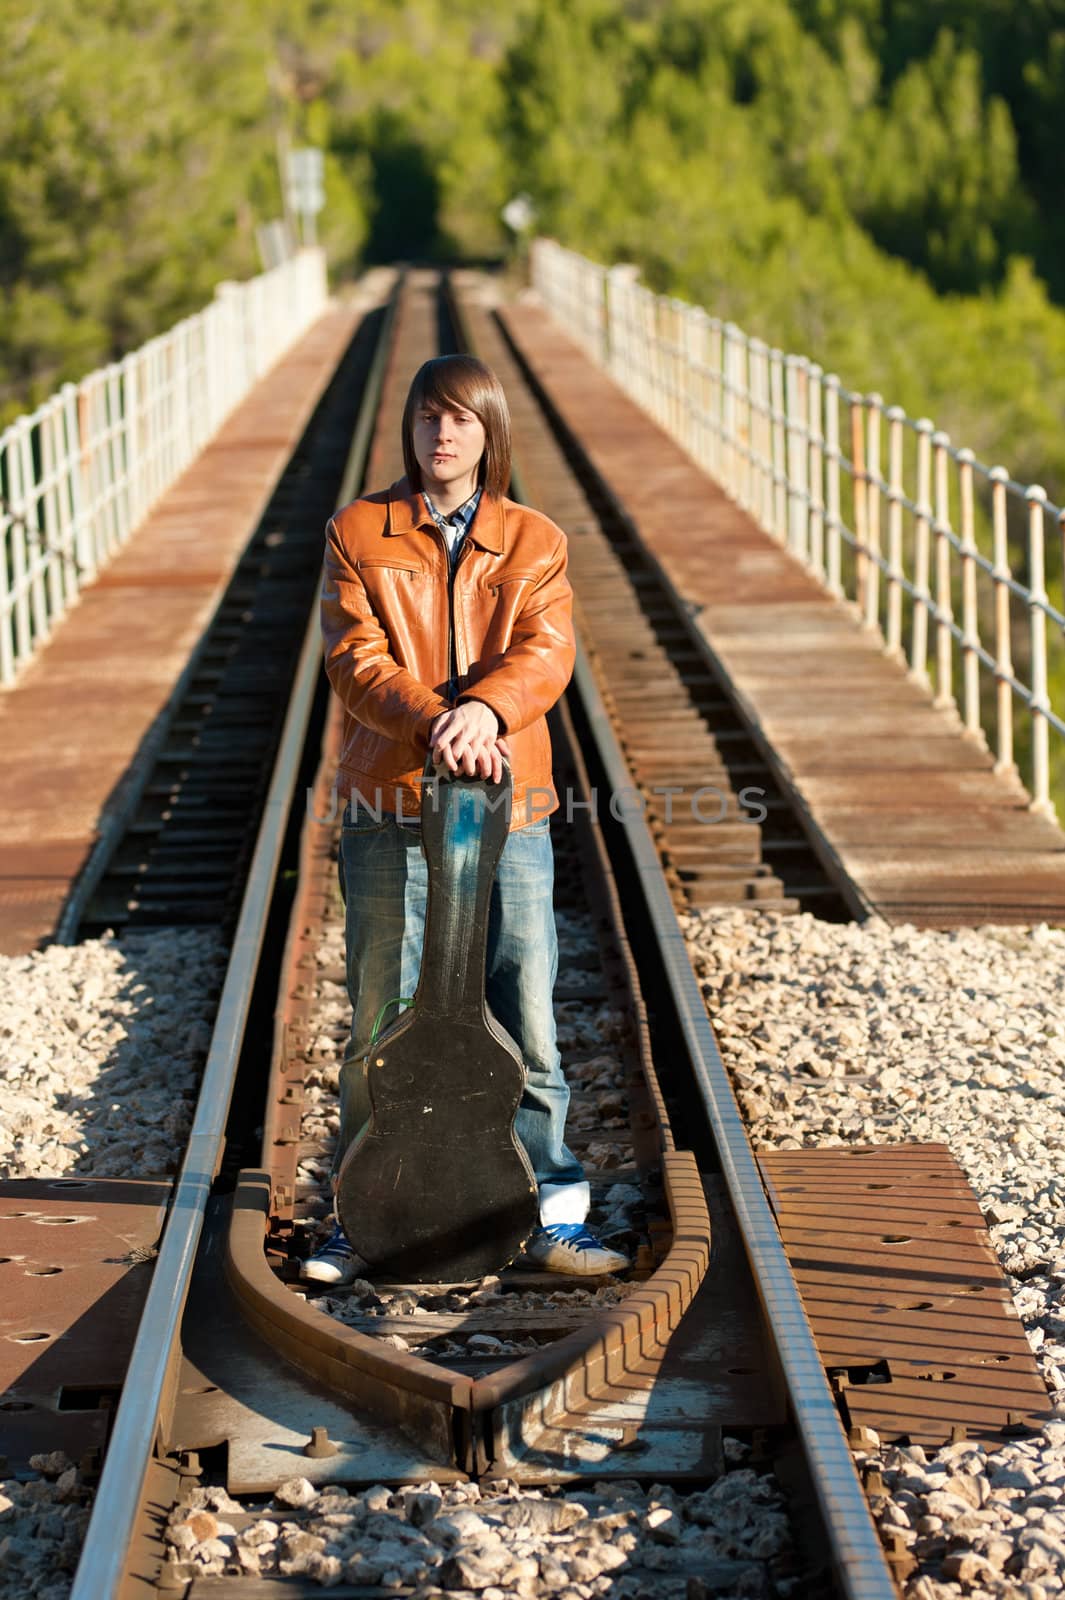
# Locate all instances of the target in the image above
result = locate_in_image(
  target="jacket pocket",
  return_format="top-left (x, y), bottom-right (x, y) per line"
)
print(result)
top-left (488, 574), bottom-right (536, 594)
top-left (356, 558), bottom-right (423, 575)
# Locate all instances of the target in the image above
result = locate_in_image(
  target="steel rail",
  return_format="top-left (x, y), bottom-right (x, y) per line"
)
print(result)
top-left (479, 332), bottom-right (888, 1580)
top-left (69, 605), bottom-right (324, 1600)
top-left (501, 390), bottom-right (889, 1586)
top-left (493, 294), bottom-right (885, 1572)
top-left (569, 639), bottom-right (896, 1600)
top-left (69, 279), bottom-right (399, 1600)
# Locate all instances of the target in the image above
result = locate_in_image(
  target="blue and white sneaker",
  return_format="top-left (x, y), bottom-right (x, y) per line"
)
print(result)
top-left (518, 1222), bottom-right (629, 1277)
top-left (301, 1222), bottom-right (362, 1287)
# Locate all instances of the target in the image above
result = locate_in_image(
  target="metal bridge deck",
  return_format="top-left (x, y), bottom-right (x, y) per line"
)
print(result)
top-left (0, 280), bottom-right (388, 957)
top-left (499, 298), bottom-right (1065, 927)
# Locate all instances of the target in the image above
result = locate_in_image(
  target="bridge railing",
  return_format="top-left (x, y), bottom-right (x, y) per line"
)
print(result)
top-left (0, 248), bottom-right (329, 687)
top-left (532, 238), bottom-right (1065, 817)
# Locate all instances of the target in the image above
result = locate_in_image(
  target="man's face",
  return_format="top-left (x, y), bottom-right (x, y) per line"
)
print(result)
top-left (412, 402), bottom-right (486, 496)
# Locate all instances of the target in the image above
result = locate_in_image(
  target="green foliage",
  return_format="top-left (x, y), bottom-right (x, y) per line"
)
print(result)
top-left (0, 0), bottom-right (528, 421)
top-left (500, 0), bottom-right (1065, 503)
top-left (0, 0), bottom-right (279, 418)
top-left (4, 0), bottom-right (1065, 521)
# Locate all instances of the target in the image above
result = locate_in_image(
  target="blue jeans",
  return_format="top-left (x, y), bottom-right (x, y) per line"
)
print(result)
top-left (335, 807), bottom-right (588, 1224)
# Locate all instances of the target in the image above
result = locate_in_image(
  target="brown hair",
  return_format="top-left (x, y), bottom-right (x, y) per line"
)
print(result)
top-left (401, 356), bottom-right (512, 500)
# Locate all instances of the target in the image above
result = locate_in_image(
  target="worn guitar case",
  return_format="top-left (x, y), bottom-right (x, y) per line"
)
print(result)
top-left (335, 761), bottom-right (539, 1281)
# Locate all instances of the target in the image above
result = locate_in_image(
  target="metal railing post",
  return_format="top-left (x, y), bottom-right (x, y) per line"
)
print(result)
top-left (850, 393), bottom-right (869, 614)
top-left (17, 417), bottom-right (50, 650)
top-left (957, 449), bottom-right (981, 739)
top-left (736, 324), bottom-right (753, 511)
top-left (785, 356), bottom-right (808, 561)
top-left (7, 424), bottom-right (33, 667)
top-left (65, 381), bottom-right (93, 587)
top-left (707, 319), bottom-right (723, 482)
top-left (746, 338), bottom-right (767, 531)
top-left (769, 348), bottom-right (787, 542)
top-left (932, 431), bottom-right (955, 711)
top-left (824, 375), bottom-right (842, 595)
top-left (722, 324), bottom-right (740, 500)
top-left (989, 466), bottom-right (1015, 775)
top-left (598, 262), bottom-right (610, 368)
top-left (884, 408), bottom-right (905, 658)
top-left (689, 308), bottom-right (710, 476)
top-left (107, 365), bottom-right (128, 553)
top-left (0, 491), bottom-right (13, 684)
top-left (864, 397), bottom-right (882, 630)
top-left (910, 420), bottom-right (934, 687)
top-left (39, 403), bottom-right (65, 627)
top-left (121, 356), bottom-right (139, 529)
top-left (807, 364), bottom-right (825, 582)
top-left (1026, 485), bottom-right (1052, 815)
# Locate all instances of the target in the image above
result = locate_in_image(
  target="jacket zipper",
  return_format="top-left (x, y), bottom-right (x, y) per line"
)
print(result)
top-left (435, 528), bottom-right (470, 701)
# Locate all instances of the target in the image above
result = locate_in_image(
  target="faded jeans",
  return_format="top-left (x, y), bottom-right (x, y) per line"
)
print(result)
top-left (334, 806), bottom-right (589, 1224)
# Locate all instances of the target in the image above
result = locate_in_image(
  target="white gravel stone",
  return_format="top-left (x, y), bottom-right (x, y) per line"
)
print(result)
top-left (683, 907), bottom-right (1065, 1598)
top-left (275, 1476), bottom-right (320, 1509)
top-left (0, 928), bottom-right (222, 1182)
top-left (0, 1470), bottom-right (92, 1599)
top-left (161, 1477), bottom-right (794, 1594)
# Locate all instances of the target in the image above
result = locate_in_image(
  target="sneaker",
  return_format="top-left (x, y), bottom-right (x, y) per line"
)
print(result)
top-left (517, 1222), bottom-right (630, 1277)
top-left (301, 1222), bottom-right (361, 1287)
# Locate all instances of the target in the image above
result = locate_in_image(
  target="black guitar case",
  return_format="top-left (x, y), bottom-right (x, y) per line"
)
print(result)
top-left (335, 761), bottom-right (539, 1281)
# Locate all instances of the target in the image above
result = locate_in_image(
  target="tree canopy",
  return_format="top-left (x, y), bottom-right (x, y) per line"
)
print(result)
top-left (3, 0), bottom-right (1065, 506)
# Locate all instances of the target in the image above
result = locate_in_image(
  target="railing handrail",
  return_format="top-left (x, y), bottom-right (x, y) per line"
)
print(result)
top-left (0, 248), bottom-right (329, 687)
top-left (531, 238), bottom-right (1064, 817)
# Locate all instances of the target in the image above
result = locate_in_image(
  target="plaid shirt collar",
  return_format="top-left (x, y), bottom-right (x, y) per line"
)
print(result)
top-left (423, 487), bottom-right (482, 544)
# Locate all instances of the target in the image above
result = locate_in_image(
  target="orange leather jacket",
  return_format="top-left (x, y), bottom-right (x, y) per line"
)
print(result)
top-left (321, 479), bottom-right (575, 826)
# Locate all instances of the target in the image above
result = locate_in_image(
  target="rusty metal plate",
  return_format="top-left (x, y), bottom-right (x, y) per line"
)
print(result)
top-left (493, 1174), bottom-right (783, 1482)
top-left (176, 1203), bottom-right (467, 1492)
top-left (759, 1144), bottom-right (1049, 1446)
top-left (0, 1177), bottom-right (171, 1471)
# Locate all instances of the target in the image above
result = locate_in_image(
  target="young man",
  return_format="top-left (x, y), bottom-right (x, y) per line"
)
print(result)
top-left (305, 354), bottom-right (628, 1285)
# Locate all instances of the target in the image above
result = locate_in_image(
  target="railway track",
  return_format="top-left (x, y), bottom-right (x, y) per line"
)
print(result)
top-left (20, 268), bottom-right (1042, 1600)
top-left (22, 267), bottom-right (907, 1598)
top-left (8, 256), bottom-right (1042, 1600)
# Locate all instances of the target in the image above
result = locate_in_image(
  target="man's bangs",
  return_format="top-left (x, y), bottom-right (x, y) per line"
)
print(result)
top-left (411, 367), bottom-right (489, 422)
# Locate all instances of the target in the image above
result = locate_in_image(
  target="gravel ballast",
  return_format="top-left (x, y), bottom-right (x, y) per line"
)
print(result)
top-left (0, 928), bottom-right (223, 1600)
top-left (0, 928), bottom-right (222, 1182)
top-left (160, 1465), bottom-right (795, 1595)
top-left (10, 900), bottom-right (1065, 1599)
top-left (683, 908), bottom-right (1065, 1600)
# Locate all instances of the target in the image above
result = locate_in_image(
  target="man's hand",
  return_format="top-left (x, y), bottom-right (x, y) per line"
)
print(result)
top-left (430, 702), bottom-right (511, 782)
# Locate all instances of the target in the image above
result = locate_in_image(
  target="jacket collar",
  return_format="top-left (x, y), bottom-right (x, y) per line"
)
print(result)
top-left (385, 477), bottom-right (504, 555)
